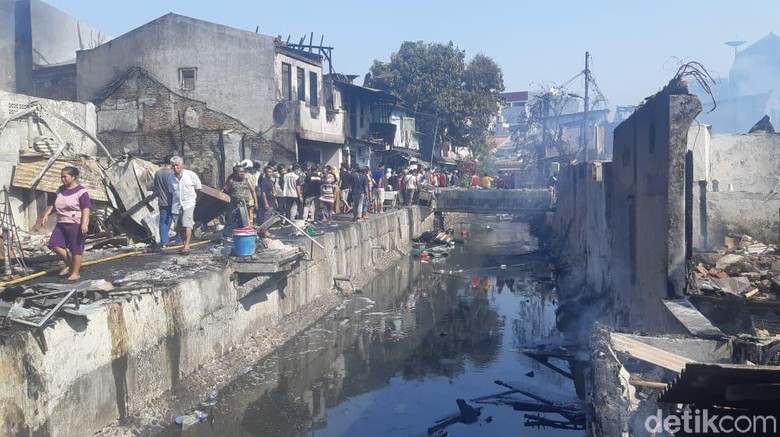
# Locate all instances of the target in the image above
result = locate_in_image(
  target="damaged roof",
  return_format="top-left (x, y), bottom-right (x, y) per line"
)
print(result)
top-left (660, 362), bottom-right (780, 408)
top-left (12, 156), bottom-right (110, 202)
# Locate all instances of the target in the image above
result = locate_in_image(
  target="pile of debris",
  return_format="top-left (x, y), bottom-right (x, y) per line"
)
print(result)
top-left (0, 280), bottom-right (115, 330)
top-left (411, 230), bottom-right (456, 261)
top-left (692, 235), bottom-right (779, 299)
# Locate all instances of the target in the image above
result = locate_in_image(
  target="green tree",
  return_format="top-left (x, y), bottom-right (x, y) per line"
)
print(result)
top-left (368, 41), bottom-right (504, 160)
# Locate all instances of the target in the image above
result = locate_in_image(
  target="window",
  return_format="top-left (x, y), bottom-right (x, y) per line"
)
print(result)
top-left (309, 72), bottom-right (318, 107)
top-left (359, 100), bottom-right (364, 128)
top-left (281, 63), bottom-right (292, 101)
top-left (297, 67), bottom-right (305, 101)
top-left (179, 68), bottom-right (196, 91)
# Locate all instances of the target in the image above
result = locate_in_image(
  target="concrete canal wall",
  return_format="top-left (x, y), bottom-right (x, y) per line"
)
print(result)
top-left (0, 207), bottom-right (433, 437)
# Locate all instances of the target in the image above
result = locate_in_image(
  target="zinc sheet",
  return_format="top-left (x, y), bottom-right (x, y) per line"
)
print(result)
top-left (12, 156), bottom-right (110, 202)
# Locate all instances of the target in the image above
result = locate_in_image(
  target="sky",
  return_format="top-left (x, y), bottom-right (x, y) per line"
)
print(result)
top-left (46, 0), bottom-right (780, 110)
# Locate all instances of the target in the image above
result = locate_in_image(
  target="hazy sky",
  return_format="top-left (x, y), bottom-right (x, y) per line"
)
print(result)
top-left (47, 0), bottom-right (780, 109)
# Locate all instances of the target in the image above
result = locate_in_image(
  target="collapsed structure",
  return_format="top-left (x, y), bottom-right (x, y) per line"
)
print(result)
top-left (552, 78), bottom-right (780, 435)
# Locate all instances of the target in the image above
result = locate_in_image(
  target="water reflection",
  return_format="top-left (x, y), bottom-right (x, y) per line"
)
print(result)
top-left (162, 246), bottom-right (577, 437)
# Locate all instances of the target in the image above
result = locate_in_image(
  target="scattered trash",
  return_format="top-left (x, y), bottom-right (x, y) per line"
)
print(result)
top-left (200, 388), bottom-right (219, 407)
top-left (8, 301), bottom-right (36, 318)
top-left (174, 409), bottom-right (210, 430)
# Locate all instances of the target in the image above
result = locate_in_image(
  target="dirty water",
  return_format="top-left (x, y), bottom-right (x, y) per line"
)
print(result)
top-left (159, 220), bottom-right (578, 437)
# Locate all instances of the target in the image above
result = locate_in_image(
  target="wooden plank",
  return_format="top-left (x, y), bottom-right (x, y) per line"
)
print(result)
top-left (610, 332), bottom-right (696, 373)
top-left (629, 376), bottom-right (668, 389)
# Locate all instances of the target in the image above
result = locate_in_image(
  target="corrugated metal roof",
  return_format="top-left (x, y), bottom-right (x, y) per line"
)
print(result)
top-left (12, 156), bottom-right (110, 202)
top-left (660, 363), bottom-right (780, 408)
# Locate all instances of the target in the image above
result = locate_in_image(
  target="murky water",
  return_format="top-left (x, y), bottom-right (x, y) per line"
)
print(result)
top-left (161, 221), bottom-right (580, 436)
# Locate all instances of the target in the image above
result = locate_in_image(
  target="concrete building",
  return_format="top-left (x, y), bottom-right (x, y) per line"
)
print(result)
top-left (0, 0), bottom-right (110, 99)
top-left (692, 33), bottom-right (780, 133)
top-left (76, 13), bottom-right (344, 179)
top-left (493, 91), bottom-right (533, 136)
top-left (333, 78), bottom-right (421, 168)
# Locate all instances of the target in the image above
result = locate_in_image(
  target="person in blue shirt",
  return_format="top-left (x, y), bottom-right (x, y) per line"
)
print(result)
top-left (153, 156), bottom-right (177, 249)
top-left (372, 163), bottom-right (385, 214)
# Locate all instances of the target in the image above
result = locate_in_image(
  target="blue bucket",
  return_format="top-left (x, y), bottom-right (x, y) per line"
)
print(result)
top-left (233, 228), bottom-right (257, 256)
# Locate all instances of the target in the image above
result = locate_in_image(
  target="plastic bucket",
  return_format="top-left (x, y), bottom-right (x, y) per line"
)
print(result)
top-left (233, 227), bottom-right (257, 256)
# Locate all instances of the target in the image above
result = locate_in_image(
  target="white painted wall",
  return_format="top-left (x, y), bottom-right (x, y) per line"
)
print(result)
top-left (0, 91), bottom-right (98, 229)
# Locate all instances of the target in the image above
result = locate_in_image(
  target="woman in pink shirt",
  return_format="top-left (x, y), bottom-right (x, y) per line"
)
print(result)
top-left (41, 166), bottom-right (92, 281)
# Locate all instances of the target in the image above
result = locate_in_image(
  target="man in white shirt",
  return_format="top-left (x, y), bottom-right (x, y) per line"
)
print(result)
top-left (170, 156), bottom-right (202, 253)
top-left (281, 163), bottom-right (301, 220)
top-left (403, 169), bottom-right (418, 206)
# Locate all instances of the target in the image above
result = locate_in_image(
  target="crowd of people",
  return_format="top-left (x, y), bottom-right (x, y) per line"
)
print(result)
top-left (38, 156), bottom-right (522, 275)
top-left (225, 160), bottom-right (430, 231)
top-left (219, 160), bottom-right (511, 234)
top-left (220, 160), bottom-right (521, 235)
top-left (467, 172), bottom-right (517, 189)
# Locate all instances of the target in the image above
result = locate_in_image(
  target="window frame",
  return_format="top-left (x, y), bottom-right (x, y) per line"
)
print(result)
top-left (309, 71), bottom-right (318, 107)
top-left (179, 67), bottom-right (197, 91)
top-left (281, 62), bottom-right (292, 101)
top-left (296, 67), bottom-right (306, 102)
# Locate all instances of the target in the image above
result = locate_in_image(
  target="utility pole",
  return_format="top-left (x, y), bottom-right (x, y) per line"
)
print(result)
top-left (541, 93), bottom-right (550, 159)
top-left (582, 51), bottom-right (590, 162)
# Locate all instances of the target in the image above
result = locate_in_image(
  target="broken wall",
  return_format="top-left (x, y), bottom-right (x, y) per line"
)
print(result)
top-left (28, 0), bottom-right (110, 68)
top-left (0, 0), bottom-right (15, 92)
top-left (0, 0), bottom-right (109, 97)
top-left (609, 85), bottom-right (701, 330)
top-left (709, 133), bottom-right (780, 193)
top-left (688, 127), bottom-right (780, 249)
top-left (553, 81), bottom-right (702, 333)
top-left (0, 91), bottom-right (99, 229)
top-left (700, 191), bottom-right (780, 247)
top-left (93, 69), bottom-right (283, 188)
top-left (552, 161), bottom-right (613, 301)
top-left (77, 14), bottom-right (277, 135)
top-left (31, 63), bottom-right (77, 102)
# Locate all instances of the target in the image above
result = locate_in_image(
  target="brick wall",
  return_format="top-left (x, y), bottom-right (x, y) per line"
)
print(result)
top-left (94, 69), bottom-right (295, 187)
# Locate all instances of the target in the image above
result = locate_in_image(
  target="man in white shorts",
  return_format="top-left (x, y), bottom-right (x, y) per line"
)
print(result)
top-left (170, 156), bottom-right (202, 253)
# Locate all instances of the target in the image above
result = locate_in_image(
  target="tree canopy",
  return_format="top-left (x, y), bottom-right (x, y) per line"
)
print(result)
top-left (367, 41), bottom-right (504, 159)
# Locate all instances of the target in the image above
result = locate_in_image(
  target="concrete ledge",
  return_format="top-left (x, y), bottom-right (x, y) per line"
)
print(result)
top-left (435, 187), bottom-right (551, 213)
top-left (0, 206), bottom-right (433, 436)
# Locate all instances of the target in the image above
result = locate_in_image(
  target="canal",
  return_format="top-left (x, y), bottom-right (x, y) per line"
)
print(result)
top-left (162, 218), bottom-right (580, 436)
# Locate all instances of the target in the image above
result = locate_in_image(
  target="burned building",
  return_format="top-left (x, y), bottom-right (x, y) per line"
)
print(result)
top-left (0, 90), bottom-right (102, 231)
top-left (0, 0), bottom-right (110, 99)
top-left (76, 13), bottom-right (344, 183)
top-left (89, 67), bottom-right (268, 188)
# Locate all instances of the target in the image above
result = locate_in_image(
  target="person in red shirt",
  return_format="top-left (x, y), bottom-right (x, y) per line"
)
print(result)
top-left (470, 172), bottom-right (480, 188)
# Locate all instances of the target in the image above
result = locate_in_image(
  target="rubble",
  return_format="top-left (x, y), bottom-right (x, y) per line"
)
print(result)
top-left (691, 234), bottom-right (779, 300)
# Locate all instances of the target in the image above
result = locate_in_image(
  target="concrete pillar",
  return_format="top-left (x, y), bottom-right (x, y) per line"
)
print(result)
top-left (667, 94), bottom-right (702, 298)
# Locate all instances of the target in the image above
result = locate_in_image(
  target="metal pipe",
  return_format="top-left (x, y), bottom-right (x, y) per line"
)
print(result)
top-left (3, 225), bottom-right (10, 276)
top-left (45, 107), bottom-right (115, 162)
top-left (10, 288), bottom-right (77, 328)
top-left (274, 213), bottom-right (325, 249)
